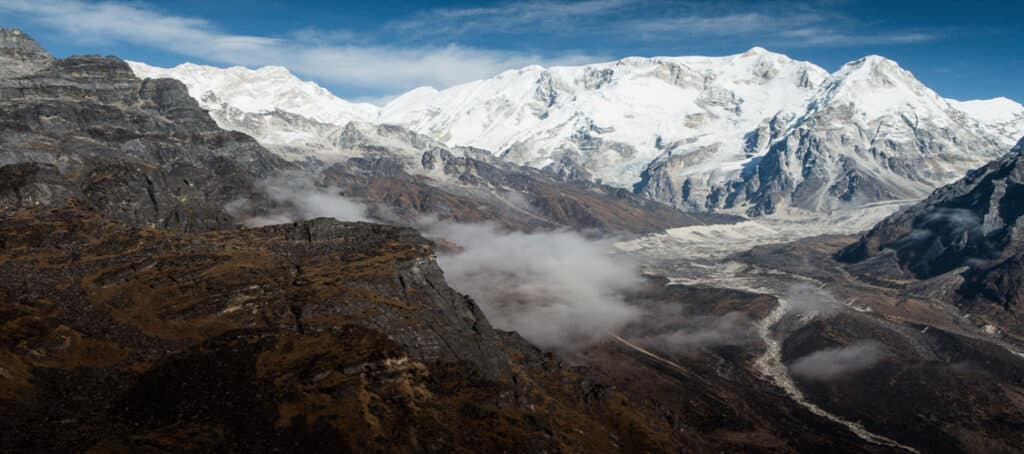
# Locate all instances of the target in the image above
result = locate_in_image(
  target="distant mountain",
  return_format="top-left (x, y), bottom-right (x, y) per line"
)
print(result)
top-left (129, 61), bottom-right (379, 162)
top-left (715, 55), bottom-right (1014, 215)
top-left (951, 97), bottom-right (1024, 142)
top-left (130, 49), bottom-right (1024, 217)
top-left (129, 62), bottom-right (724, 234)
top-left (380, 48), bottom-right (830, 189)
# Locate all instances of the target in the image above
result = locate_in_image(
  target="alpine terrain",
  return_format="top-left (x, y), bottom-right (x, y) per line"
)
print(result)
top-left (4, 4), bottom-right (1024, 452)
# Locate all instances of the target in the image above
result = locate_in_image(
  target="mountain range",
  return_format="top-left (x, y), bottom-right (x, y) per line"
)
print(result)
top-left (7, 25), bottom-right (1024, 454)
top-left (130, 49), bottom-right (1024, 216)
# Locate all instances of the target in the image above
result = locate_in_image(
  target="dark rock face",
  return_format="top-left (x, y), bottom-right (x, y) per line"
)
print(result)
top-left (0, 207), bottom-right (682, 452)
top-left (839, 138), bottom-right (1024, 311)
top-left (0, 28), bottom-right (290, 231)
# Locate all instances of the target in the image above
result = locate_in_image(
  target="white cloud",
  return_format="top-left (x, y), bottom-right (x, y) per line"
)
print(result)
top-left (0, 0), bottom-right (599, 92)
top-left (789, 341), bottom-right (889, 381)
top-left (227, 175), bottom-right (370, 227)
top-left (778, 28), bottom-right (939, 47)
top-left (621, 10), bottom-right (941, 48)
top-left (431, 222), bottom-right (643, 349)
top-left (391, 1), bottom-right (943, 49)
top-left (386, 0), bottom-right (627, 39)
top-left (625, 12), bottom-right (801, 36)
top-left (226, 178), bottom-right (645, 350)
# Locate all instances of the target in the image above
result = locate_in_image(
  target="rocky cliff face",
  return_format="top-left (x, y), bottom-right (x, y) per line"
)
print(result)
top-left (0, 28), bottom-right (290, 231)
top-left (839, 138), bottom-right (1024, 312)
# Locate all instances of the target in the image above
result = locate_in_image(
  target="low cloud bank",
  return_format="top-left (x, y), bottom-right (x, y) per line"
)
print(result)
top-left (785, 283), bottom-right (841, 315)
top-left (789, 341), bottom-right (888, 381)
top-left (634, 310), bottom-right (756, 351)
top-left (228, 177), bottom-right (368, 227)
top-left (429, 222), bottom-right (643, 349)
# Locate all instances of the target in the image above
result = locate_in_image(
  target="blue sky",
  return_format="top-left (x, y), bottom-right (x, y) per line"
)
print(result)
top-left (2, 0), bottom-right (1021, 104)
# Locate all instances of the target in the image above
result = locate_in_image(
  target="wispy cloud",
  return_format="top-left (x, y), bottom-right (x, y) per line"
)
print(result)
top-left (620, 9), bottom-right (941, 48)
top-left (777, 28), bottom-right (939, 47)
top-left (0, 0), bottom-right (599, 93)
top-left (1, 0), bottom-right (945, 96)
top-left (389, 1), bottom-right (944, 48)
top-left (227, 178), bottom-right (645, 350)
top-left (789, 341), bottom-right (889, 381)
top-left (386, 0), bottom-right (627, 39)
top-left (624, 12), bottom-right (803, 36)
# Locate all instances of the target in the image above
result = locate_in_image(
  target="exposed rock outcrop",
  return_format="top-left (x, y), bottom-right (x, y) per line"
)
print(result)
top-left (0, 28), bottom-right (52, 77)
top-left (0, 28), bottom-right (290, 231)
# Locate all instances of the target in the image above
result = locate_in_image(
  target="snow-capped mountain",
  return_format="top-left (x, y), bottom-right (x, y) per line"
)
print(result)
top-left (128, 49), bottom-right (1024, 217)
top-left (696, 55), bottom-right (1015, 215)
top-left (128, 61), bottom-right (382, 162)
top-left (381, 47), bottom-right (829, 188)
top-left (950, 97), bottom-right (1024, 143)
top-left (129, 61), bottom-right (378, 125)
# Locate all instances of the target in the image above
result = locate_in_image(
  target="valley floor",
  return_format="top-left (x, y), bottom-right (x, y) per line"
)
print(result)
top-left (586, 212), bottom-right (1024, 453)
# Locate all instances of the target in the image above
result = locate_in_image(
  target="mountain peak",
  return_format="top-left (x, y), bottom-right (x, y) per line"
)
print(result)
top-left (741, 46), bottom-right (771, 56)
top-left (254, 65), bottom-right (296, 78)
top-left (0, 28), bottom-right (47, 54)
top-left (0, 28), bottom-right (53, 77)
top-left (822, 53), bottom-right (938, 114)
top-left (127, 60), bottom-right (380, 128)
top-left (835, 54), bottom-right (910, 81)
top-left (735, 46), bottom-right (797, 63)
top-left (951, 97), bottom-right (1024, 128)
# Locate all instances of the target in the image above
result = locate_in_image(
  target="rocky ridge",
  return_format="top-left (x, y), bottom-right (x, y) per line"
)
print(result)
top-left (839, 138), bottom-right (1024, 331)
top-left (0, 29), bottom-right (289, 231)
